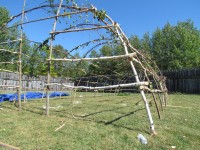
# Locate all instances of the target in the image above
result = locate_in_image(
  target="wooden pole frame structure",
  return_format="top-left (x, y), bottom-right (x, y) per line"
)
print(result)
top-left (42, 1), bottom-right (167, 134)
top-left (4, 0), bottom-right (167, 134)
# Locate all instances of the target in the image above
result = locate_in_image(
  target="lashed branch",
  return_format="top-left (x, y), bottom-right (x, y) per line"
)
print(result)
top-left (69, 37), bottom-right (115, 53)
top-left (49, 25), bottom-right (114, 34)
top-left (139, 86), bottom-right (162, 93)
top-left (0, 49), bottom-right (18, 54)
top-left (0, 69), bottom-right (18, 73)
top-left (9, 10), bottom-right (90, 28)
top-left (0, 39), bottom-right (20, 45)
top-left (0, 62), bottom-right (16, 64)
top-left (7, 4), bottom-right (94, 25)
top-left (46, 82), bottom-right (149, 90)
top-left (48, 53), bottom-right (136, 62)
top-left (46, 0), bottom-right (63, 116)
top-left (0, 85), bottom-right (19, 88)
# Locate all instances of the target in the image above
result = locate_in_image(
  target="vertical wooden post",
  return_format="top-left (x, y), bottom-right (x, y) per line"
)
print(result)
top-left (46, 0), bottom-right (63, 116)
top-left (115, 24), bottom-right (157, 135)
top-left (18, 0), bottom-right (26, 111)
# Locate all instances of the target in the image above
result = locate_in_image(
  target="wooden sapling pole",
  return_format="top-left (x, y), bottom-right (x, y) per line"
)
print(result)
top-left (14, 9), bottom-right (90, 27)
top-left (49, 53), bottom-right (136, 62)
top-left (158, 93), bottom-right (164, 111)
top-left (17, 0), bottom-right (26, 111)
top-left (0, 141), bottom-right (20, 150)
top-left (55, 123), bottom-right (65, 132)
top-left (0, 69), bottom-right (18, 73)
top-left (0, 48), bottom-right (18, 54)
top-left (0, 85), bottom-right (19, 88)
top-left (0, 39), bottom-right (20, 45)
top-left (164, 92), bottom-right (168, 107)
top-left (115, 23), bottom-right (157, 135)
top-left (151, 93), bottom-right (161, 119)
top-left (49, 25), bottom-right (114, 34)
top-left (46, 0), bottom-right (63, 116)
top-left (0, 62), bottom-right (16, 64)
top-left (60, 82), bottom-right (149, 90)
top-left (158, 80), bottom-right (168, 107)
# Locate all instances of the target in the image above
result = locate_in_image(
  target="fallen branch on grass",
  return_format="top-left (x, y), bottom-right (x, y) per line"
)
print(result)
top-left (55, 124), bottom-right (66, 132)
top-left (0, 141), bottom-right (20, 150)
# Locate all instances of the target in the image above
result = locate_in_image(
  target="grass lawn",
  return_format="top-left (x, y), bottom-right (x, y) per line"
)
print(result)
top-left (0, 92), bottom-right (200, 149)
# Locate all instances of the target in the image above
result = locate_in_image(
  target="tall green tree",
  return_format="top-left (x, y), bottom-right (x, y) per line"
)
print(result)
top-left (129, 35), bottom-right (142, 50)
top-left (151, 20), bottom-right (200, 70)
top-left (87, 45), bottom-right (132, 77)
top-left (0, 7), bottom-right (20, 71)
top-left (0, 7), bottom-right (9, 42)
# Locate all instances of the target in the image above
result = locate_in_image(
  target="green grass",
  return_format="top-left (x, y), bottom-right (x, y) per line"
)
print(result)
top-left (0, 92), bottom-right (200, 149)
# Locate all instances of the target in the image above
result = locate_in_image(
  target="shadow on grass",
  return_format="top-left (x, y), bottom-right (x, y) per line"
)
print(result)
top-left (104, 108), bottom-right (145, 125)
top-left (72, 107), bottom-right (148, 133)
top-left (97, 98), bottom-right (117, 102)
top-left (110, 123), bottom-right (150, 134)
top-left (22, 106), bottom-right (45, 115)
top-left (75, 106), bottom-right (125, 118)
top-left (1, 101), bottom-right (18, 110)
top-left (1, 101), bottom-right (149, 133)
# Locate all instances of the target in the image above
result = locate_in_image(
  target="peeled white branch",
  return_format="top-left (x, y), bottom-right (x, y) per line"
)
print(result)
top-left (0, 85), bottom-right (19, 88)
top-left (50, 25), bottom-right (114, 34)
top-left (0, 69), bottom-right (18, 73)
top-left (48, 53), bottom-right (136, 62)
top-left (0, 62), bottom-right (15, 64)
top-left (139, 86), bottom-right (162, 93)
top-left (0, 49), bottom-right (18, 54)
top-left (64, 82), bottom-right (148, 90)
top-left (0, 39), bottom-right (20, 45)
top-left (13, 10), bottom-right (90, 27)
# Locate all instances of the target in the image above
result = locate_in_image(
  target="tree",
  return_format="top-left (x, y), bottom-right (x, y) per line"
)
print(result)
top-left (0, 7), bottom-right (10, 42)
top-left (141, 32), bottom-right (151, 52)
top-left (0, 7), bottom-right (21, 71)
top-left (129, 35), bottom-right (142, 50)
top-left (52, 44), bottom-right (68, 77)
top-left (151, 20), bottom-right (200, 70)
top-left (87, 45), bottom-right (132, 77)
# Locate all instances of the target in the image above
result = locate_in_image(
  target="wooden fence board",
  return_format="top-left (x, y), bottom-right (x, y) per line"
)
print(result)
top-left (1, 68), bottom-right (200, 93)
top-left (0, 72), bottom-right (73, 91)
top-left (163, 68), bottom-right (200, 93)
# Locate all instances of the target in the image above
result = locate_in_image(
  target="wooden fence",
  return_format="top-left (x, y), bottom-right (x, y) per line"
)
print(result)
top-left (0, 72), bottom-right (73, 91)
top-left (1, 68), bottom-right (199, 93)
top-left (163, 68), bottom-right (200, 94)
top-left (75, 69), bottom-right (200, 94)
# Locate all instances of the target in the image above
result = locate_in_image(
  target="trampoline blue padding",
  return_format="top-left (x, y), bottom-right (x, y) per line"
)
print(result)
top-left (0, 92), bottom-right (69, 102)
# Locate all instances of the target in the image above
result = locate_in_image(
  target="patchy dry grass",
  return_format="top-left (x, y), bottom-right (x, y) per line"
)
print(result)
top-left (0, 92), bottom-right (200, 149)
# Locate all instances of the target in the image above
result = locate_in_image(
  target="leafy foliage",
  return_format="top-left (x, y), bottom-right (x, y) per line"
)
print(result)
top-left (151, 20), bottom-right (200, 70)
top-left (0, 7), bottom-right (19, 71)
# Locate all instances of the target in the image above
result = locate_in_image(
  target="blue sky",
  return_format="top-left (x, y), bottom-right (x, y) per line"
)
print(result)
top-left (1, 0), bottom-right (200, 53)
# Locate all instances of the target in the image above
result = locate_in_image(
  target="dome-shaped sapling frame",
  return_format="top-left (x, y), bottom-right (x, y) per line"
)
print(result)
top-left (2, 0), bottom-right (168, 135)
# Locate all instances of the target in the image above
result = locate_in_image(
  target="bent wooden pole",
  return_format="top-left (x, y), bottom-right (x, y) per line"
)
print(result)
top-left (115, 23), bottom-right (157, 135)
top-left (46, 82), bottom-right (149, 90)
